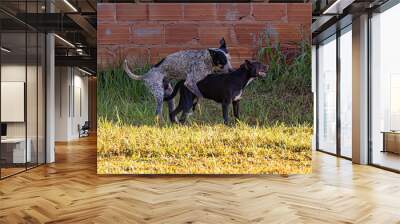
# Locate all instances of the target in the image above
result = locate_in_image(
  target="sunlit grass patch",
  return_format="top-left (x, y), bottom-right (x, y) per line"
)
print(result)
top-left (97, 119), bottom-right (312, 174)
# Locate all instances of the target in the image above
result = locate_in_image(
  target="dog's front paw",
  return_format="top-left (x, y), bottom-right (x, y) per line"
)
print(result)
top-left (169, 114), bottom-right (179, 124)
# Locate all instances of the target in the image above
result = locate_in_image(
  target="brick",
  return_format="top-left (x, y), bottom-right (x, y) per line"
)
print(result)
top-left (97, 46), bottom-right (106, 68)
top-left (116, 3), bottom-right (147, 21)
top-left (287, 3), bottom-right (311, 24)
top-left (123, 47), bottom-right (151, 65)
top-left (149, 4), bottom-right (183, 21)
top-left (252, 3), bottom-right (286, 21)
top-left (216, 3), bottom-right (250, 21)
top-left (199, 25), bottom-right (232, 46)
top-left (150, 47), bottom-right (184, 64)
top-left (184, 3), bottom-right (216, 21)
top-left (98, 2), bottom-right (310, 68)
top-left (165, 24), bottom-right (198, 44)
top-left (97, 4), bottom-right (115, 22)
top-left (131, 24), bottom-right (163, 45)
top-left (98, 23), bottom-right (130, 45)
top-left (234, 24), bottom-right (266, 46)
top-left (229, 47), bottom-right (256, 67)
top-left (230, 47), bottom-right (254, 59)
top-left (269, 23), bottom-right (303, 43)
top-left (97, 45), bottom-right (119, 69)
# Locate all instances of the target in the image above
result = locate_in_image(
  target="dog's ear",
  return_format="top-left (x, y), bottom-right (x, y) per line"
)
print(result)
top-left (219, 38), bottom-right (226, 48)
top-left (219, 38), bottom-right (228, 53)
top-left (244, 60), bottom-right (251, 70)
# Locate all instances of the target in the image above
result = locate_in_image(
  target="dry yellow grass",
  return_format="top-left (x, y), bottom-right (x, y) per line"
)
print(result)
top-left (97, 119), bottom-right (312, 174)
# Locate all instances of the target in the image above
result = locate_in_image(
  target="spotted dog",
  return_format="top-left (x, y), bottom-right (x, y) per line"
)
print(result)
top-left (123, 38), bottom-right (233, 118)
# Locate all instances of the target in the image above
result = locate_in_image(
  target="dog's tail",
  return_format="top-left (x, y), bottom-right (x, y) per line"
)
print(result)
top-left (164, 80), bottom-right (185, 101)
top-left (123, 59), bottom-right (146, 80)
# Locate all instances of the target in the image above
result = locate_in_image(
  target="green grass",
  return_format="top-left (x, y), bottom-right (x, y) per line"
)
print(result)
top-left (97, 37), bottom-right (313, 174)
top-left (97, 120), bottom-right (312, 174)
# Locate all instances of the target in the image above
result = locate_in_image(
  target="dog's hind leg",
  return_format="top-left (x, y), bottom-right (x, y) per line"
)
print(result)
top-left (163, 79), bottom-right (175, 116)
top-left (170, 104), bottom-right (182, 123)
top-left (192, 97), bottom-right (199, 112)
top-left (167, 99), bottom-right (175, 118)
top-left (169, 88), bottom-right (185, 123)
top-left (145, 78), bottom-right (164, 120)
top-left (232, 100), bottom-right (240, 120)
top-left (155, 96), bottom-right (163, 119)
top-left (179, 99), bottom-right (192, 123)
top-left (192, 97), bottom-right (198, 113)
top-left (179, 104), bottom-right (192, 123)
top-left (179, 85), bottom-right (197, 124)
top-left (179, 112), bottom-right (188, 124)
top-left (222, 102), bottom-right (230, 125)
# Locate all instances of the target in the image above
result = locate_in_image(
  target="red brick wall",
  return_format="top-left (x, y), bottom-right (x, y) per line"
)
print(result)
top-left (97, 3), bottom-right (311, 69)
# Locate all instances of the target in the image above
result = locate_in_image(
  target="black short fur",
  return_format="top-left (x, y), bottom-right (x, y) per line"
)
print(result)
top-left (164, 80), bottom-right (198, 123)
top-left (168, 60), bottom-right (267, 124)
top-left (218, 38), bottom-right (228, 54)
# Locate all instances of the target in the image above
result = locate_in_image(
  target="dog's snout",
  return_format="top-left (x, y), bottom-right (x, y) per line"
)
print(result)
top-left (258, 71), bottom-right (267, 77)
top-left (259, 64), bottom-right (268, 77)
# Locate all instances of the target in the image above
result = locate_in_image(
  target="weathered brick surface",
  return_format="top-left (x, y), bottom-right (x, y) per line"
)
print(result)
top-left (234, 24), bottom-right (266, 46)
top-left (98, 3), bottom-right (311, 69)
top-left (97, 4), bottom-right (115, 22)
top-left (123, 47), bottom-right (151, 64)
top-left (97, 45), bottom-right (120, 68)
top-left (273, 23), bottom-right (304, 42)
top-left (116, 3), bottom-right (147, 21)
top-left (165, 24), bottom-right (199, 44)
top-left (98, 23), bottom-right (130, 45)
top-left (229, 46), bottom-right (255, 66)
top-left (216, 3), bottom-right (251, 21)
top-left (149, 4), bottom-right (183, 21)
top-left (287, 3), bottom-right (312, 24)
top-left (184, 3), bottom-right (216, 21)
top-left (131, 23), bottom-right (164, 45)
top-left (252, 3), bottom-right (287, 22)
top-left (198, 25), bottom-right (232, 45)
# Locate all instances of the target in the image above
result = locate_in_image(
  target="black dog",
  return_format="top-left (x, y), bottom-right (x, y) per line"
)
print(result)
top-left (165, 60), bottom-right (267, 124)
top-left (163, 79), bottom-right (198, 123)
